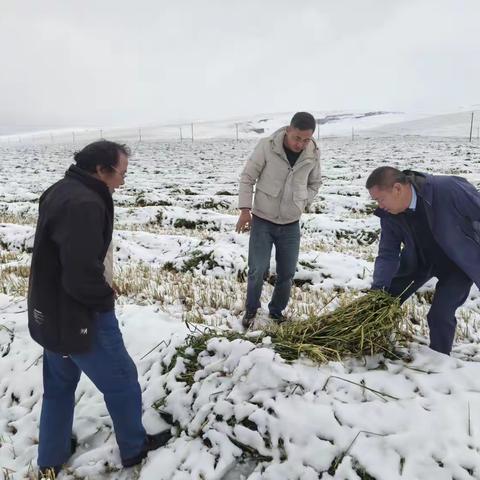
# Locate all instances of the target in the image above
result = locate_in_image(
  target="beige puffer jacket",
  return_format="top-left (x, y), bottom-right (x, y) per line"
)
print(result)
top-left (238, 127), bottom-right (321, 224)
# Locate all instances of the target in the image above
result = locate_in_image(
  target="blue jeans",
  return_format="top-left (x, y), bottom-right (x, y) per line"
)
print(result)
top-left (245, 215), bottom-right (300, 315)
top-left (38, 310), bottom-right (146, 467)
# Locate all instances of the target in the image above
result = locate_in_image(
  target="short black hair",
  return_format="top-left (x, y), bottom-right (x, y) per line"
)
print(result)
top-left (365, 166), bottom-right (408, 190)
top-left (74, 140), bottom-right (130, 173)
top-left (290, 112), bottom-right (316, 132)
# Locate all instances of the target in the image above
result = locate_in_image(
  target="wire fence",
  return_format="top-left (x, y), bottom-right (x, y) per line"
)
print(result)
top-left (1, 111), bottom-right (479, 147)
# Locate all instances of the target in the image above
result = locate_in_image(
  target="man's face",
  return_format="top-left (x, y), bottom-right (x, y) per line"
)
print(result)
top-left (284, 126), bottom-right (314, 153)
top-left (97, 152), bottom-right (128, 194)
top-left (369, 184), bottom-right (410, 215)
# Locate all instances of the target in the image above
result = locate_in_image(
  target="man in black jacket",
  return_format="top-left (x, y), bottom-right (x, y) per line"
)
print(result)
top-left (28, 140), bottom-right (170, 476)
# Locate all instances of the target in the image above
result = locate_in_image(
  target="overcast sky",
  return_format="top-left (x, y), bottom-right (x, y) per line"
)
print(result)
top-left (1, 0), bottom-right (479, 133)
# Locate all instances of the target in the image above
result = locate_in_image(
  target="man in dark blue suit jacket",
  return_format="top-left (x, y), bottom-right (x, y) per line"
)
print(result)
top-left (366, 166), bottom-right (480, 355)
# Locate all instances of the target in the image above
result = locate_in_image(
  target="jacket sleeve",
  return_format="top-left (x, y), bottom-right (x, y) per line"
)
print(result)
top-left (52, 201), bottom-right (114, 311)
top-left (307, 153), bottom-right (322, 207)
top-left (238, 141), bottom-right (266, 209)
top-left (371, 217), bottom-right (402, 290)
top-left (451, 177), bottom-right (480, 222)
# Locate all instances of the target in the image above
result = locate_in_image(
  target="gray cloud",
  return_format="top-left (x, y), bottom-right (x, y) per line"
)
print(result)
top-left (1, 0), bottom-right (479, 133)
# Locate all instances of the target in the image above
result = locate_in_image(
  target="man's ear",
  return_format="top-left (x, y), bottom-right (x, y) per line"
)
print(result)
top-left (95, 164), bottom-right (106, 177)
top-left (393, 183), bottom-right (404, 196)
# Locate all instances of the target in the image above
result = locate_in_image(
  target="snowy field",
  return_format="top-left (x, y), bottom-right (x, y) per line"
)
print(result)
top-left (2, 135), bottom-right (480, 479)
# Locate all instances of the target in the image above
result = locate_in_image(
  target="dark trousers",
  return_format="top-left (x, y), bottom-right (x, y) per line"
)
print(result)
top-left (245, 215), bottom-right (300, 315)
top-left (388, 267), bottom-right (472, 355)
top-left (38, 311), bottom-right (146, 467)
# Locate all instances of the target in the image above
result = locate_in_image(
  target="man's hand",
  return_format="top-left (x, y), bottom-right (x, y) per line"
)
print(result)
top-left (236, 209), bottom-right (252, 233)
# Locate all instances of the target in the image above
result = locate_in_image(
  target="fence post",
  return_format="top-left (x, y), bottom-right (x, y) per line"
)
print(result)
top-left (469, 112), bottom-right (474, 142)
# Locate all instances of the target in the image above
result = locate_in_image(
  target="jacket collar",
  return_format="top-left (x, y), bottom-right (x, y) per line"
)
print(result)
top-left (270, 126), bottom-right (319, 164)
top-left (65, 165), bottom-right (113, 211)
top-left (403, 170), bottom-right (433, 205)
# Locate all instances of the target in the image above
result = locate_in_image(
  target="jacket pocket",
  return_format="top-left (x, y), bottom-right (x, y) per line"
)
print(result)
top-left (256, 179), bottom-right (282, 197)
top-left (28, 302), bottom-right (60, 350)
top-left (461, 229), bottom-right (480, 247)
top-left (293, 189), bottom-right (308, 212)
top-left (58, 291), bottom-right (93, 353)
top-left (472, 220), bottom-right (480, 243)
top-left (460, 220), bottom-right (480, 246)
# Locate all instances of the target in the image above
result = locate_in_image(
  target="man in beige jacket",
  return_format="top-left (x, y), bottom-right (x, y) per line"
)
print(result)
top-left (236, 112), bottom-right (321, 327)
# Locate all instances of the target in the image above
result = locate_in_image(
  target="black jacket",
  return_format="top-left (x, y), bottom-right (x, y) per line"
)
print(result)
top-left (28, 165), bottom-right (115, 354)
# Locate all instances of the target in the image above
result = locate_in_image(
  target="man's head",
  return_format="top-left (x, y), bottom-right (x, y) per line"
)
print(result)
top-left (366, 166), bottom-right (412, 214)
top-left (74, 140), bottom-right (130, 193)
top-left (284, 112), bottom-right (316, 153)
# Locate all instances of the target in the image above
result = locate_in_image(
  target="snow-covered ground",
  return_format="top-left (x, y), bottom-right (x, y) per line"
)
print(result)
top-left (366, 111), bottom-right (480, 139)
top-left (1, 135), bottom-right (480, 479)
top-left (1, 108), bottom-right (479, 145)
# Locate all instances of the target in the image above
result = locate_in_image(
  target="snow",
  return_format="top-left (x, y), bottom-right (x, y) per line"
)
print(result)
top-left (1, 134), bottom-right (480, 478)
top-left (368, 111), bottom-right (480, 139)
top-left (2, 108), bottom-right (477, 145)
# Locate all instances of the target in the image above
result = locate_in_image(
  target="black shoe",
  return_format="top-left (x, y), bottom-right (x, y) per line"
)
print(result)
top-left (38, 435), bottom-right (78, 478)
top-left (269, 312), bottom-right (286, 323)
top-left (157, 409), bottom-right (174, 426)
top-left (122, 430), bottom-right (172, 468)
top-left (242, 310), bottom-right (257, 328)
top-left (70, 435), bottom-right (78, 455)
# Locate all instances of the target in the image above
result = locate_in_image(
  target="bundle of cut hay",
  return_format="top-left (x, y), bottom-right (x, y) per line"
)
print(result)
top-left (169, 291), bottom-right (408, 385)
top-left (266, 290), bottom-right (407, 363)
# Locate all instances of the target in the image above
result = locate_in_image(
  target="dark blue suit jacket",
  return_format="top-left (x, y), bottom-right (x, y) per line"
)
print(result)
top-left (372, 171), bottom-right (480, 289)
